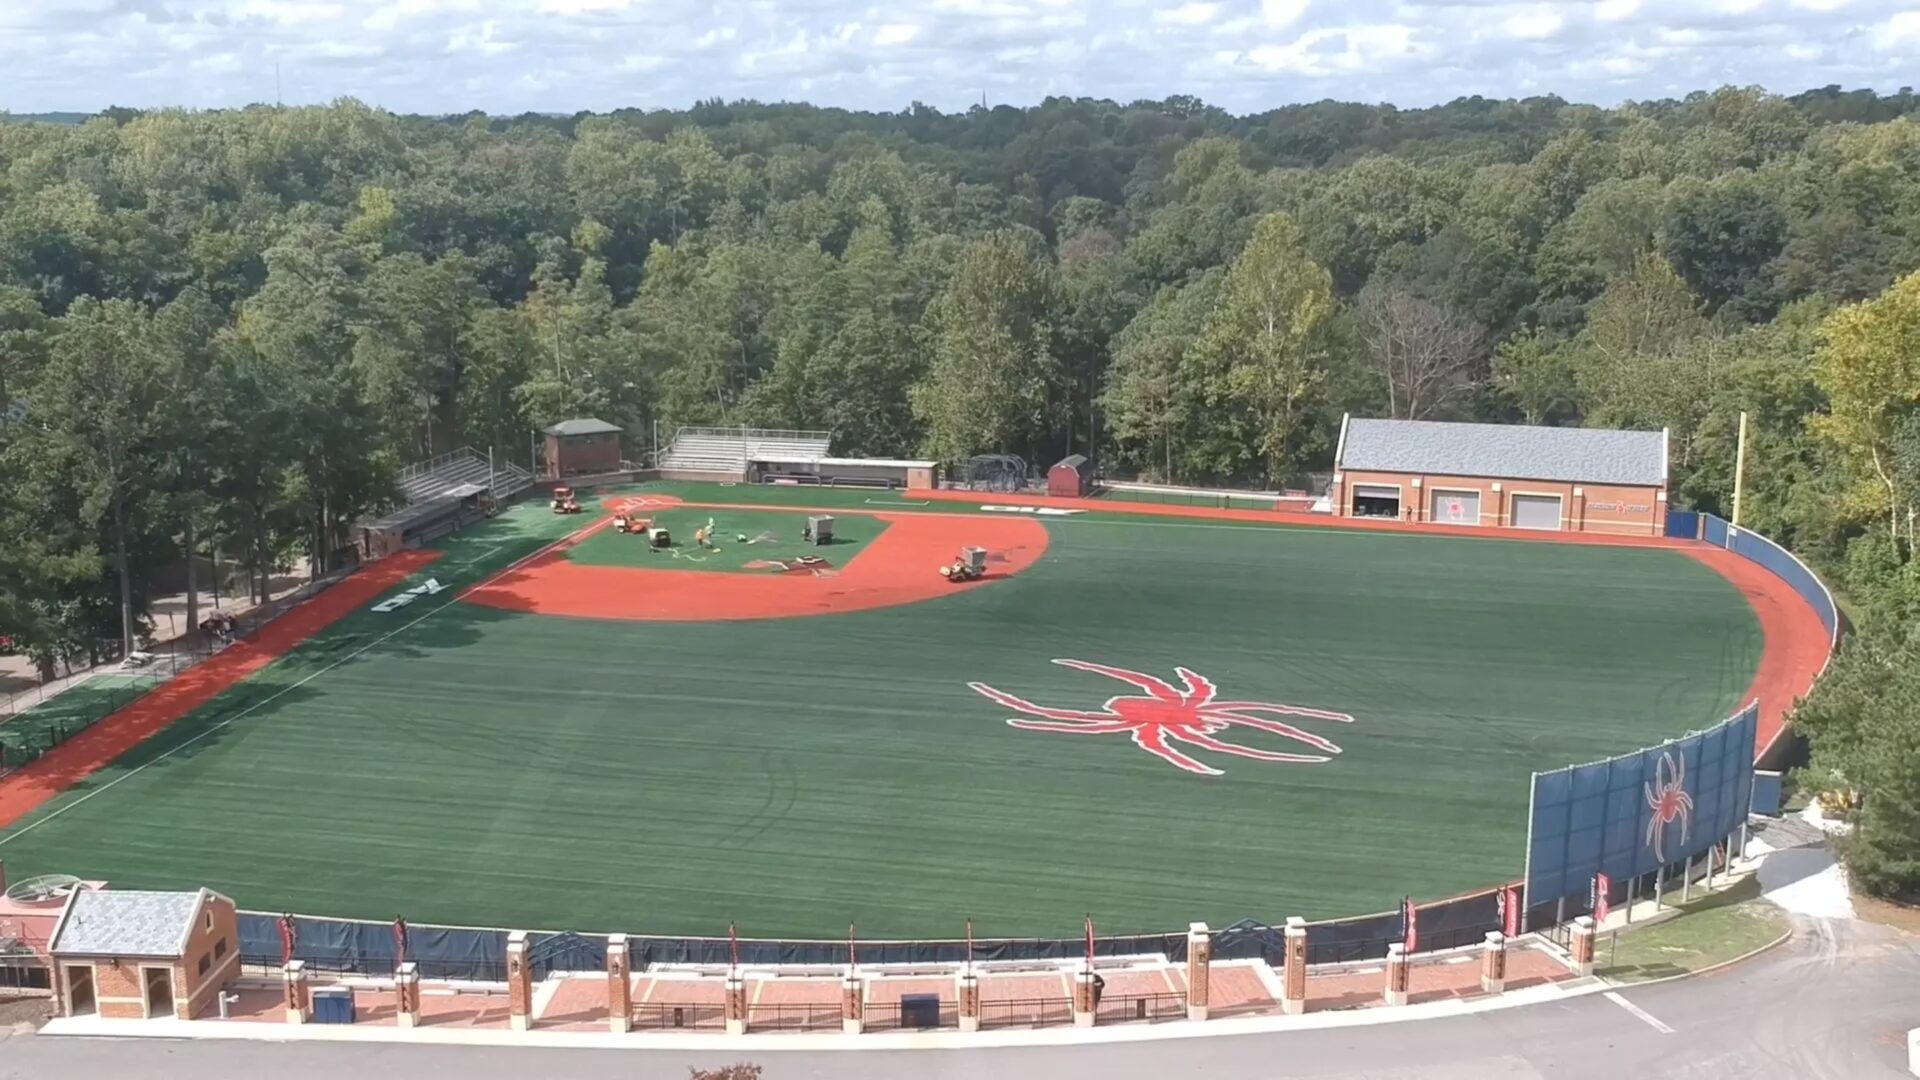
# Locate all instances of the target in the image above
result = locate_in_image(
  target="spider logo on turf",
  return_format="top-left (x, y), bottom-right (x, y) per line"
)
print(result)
top-left (968, 660), bottom-right (1354, 776)
top-left (1643, 751), bottom-right (1694, 862)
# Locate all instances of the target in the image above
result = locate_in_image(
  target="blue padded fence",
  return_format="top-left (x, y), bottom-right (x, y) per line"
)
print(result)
top-left (1721, 521), bottom-right (1840, 646)
top-left (1523, 702), bottom-right (1757, 907)
top-left (1664, 509), bottom-right (1700, 539)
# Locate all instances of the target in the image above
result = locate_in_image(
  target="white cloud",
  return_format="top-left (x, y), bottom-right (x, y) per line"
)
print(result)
top-left (1883, 9), bottom-right (1920, 44)
top-left (1155, 2), bottom-right (1220, 25)
top-left (0, 0), bottom-right (1912, 117)
top-left (1261, 0), bottom-right (1310, 28)
top-left (1502, 6), bottom-right (1564, 39)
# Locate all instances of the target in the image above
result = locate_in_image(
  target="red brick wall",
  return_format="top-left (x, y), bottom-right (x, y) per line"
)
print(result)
top-left (1334, 470), bottom-right (1665, 536)
top-left (176, 896), bottom-right (240, 1018)
top-left (548, 433), bottom-right (623, 478)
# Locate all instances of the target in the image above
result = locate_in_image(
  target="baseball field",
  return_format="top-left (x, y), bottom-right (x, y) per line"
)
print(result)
top-left (0, 483), bottom-right (1765, 939)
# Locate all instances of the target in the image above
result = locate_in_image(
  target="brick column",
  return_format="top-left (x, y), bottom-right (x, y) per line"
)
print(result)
top-left (1071, 968), bottom-right (1096, 1028)
top-left (1568, 916), bottom-right (1596, 977)
top-left (395, 961), bottom-right (421, 1028)
top-left (841, 968), bottom-right (864, 1035)
top-left (956, 970), bottom-right (980, 1033)
top-left (282, 961), bottom-right (310, 1025)
top-left (506, 931), bottom-right (532, 1032)
top-left (1282, 916), bottom-right (1307, 1015)
top-left (1480, 932), bottom-right (1507, 995)
top-left (1185, 922), bottom-right (1211, 1022)
top-left (607, 934), bottom-right (631, 1034)
top-left (724, 973), bottom-right (748, 1035)
top-left (1383, 944), bottom-right (1409, 1007)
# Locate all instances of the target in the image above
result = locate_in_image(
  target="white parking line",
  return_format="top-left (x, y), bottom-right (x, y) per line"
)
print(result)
top-left (1604, 990), bottom-right (1675, 1033)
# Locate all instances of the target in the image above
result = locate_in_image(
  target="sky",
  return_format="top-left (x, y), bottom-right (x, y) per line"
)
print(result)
top-left (2, 0), bottom-right (1916, 117)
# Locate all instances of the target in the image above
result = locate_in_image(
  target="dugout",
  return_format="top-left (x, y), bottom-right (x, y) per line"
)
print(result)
top-left (1332, 415), bottom-right (1669, 536)
top-left (1048, 455), bottom-right (1091, 498)
top-left (749, 455), bottom-right (938, 489)
top-left (359, 484), bottom-right (493, 560)
top-left (544, 418), bottom-right (624, 479)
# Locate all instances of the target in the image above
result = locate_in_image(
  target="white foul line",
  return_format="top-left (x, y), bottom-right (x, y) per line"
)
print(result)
top-left (0, 520), bottom-right (600, 848)
top-left (1603, 990), bottom-right (1675, 1034)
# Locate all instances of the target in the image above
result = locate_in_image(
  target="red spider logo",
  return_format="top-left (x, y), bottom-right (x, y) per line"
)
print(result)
top-left (1643, 751), bottom-right (1694, 862)
top-left (967, 659), bottom-right (1355, 776)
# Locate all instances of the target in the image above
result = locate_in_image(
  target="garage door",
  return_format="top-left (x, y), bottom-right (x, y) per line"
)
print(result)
top-left (1511, 494), bottom-right (1562, 530)
top-left (1430, 490), bottom-right (1480, 525)
top-left (1352, 484), bottom-right (1401, 518)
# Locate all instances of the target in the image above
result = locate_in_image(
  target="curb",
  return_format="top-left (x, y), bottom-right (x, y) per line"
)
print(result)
top-left (1600, 927), bottom-right (1793, 989)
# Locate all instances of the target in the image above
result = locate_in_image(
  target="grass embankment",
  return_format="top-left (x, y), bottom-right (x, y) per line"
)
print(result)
top-left (1596, 876), bottom-right (1790, 983)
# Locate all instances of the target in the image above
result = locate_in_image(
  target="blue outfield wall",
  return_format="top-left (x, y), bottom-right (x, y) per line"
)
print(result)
top-left (1523, 703), bottom-right (1757, 906)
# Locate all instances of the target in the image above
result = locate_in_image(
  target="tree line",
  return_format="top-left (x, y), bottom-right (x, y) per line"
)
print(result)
top-left (0, 86), bottom-right (1917, 898)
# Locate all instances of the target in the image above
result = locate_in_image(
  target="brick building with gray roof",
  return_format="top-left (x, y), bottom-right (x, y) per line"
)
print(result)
top-left (1331, 416), bottom-right (1669, 535)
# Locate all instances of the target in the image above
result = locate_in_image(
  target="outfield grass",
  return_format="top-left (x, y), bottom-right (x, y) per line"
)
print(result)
top-left (566, 508), bottom-right (889, 573)
top-left (0, 483), bottom-right (1763, 939)
top-left (1596, 876), bottom-right (1789, 982)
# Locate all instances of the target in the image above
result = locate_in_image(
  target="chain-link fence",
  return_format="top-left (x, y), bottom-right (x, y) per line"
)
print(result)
top-left (0, 568), bottom-right (356, 777)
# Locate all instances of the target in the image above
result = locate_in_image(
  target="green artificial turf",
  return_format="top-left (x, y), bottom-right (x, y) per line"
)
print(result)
top-left (0, 483), bottom-right (1764, 940)
top-left (565, 507), bottom-right (888, 573)
top-left (0, 673), bottom-right (165, 761)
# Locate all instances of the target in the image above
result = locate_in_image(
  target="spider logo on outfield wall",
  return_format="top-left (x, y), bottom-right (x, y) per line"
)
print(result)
top-left (1643, 751), bottom-right (1695, 862)
top-left (967, 660), bottom-right (1354, 776)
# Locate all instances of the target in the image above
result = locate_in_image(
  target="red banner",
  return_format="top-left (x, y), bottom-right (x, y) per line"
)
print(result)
top-left (1402, 897), bottom-right (1419, 953)
top-left (1500, 885), bottom-right (1522, 937)
top-left (278, 914), bottom-right (296, 966)
top-left (393, 917), bottom-right (409, 967)
top-left (1592, 872), bottom-right (1612, 923)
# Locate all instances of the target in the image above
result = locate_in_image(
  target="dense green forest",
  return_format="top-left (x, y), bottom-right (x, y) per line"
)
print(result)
top-left (1, 86), bottom-right (1917, 897)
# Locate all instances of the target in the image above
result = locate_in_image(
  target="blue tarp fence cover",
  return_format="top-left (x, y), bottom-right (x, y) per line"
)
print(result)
top-left (241, 884), bottom-right (1521, 979)
top-left (1523, 702), bottom-right (1757, 907)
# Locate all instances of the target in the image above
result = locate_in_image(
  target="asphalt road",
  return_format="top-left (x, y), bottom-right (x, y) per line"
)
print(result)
top-left (3, 915), bottom-right (1913, 1080)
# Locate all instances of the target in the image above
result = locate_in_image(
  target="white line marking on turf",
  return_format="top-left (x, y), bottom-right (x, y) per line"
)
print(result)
top-left (0, 522), bottom-right (599, 848)
top-left (1603, 990), bottom-right (1674, 1034)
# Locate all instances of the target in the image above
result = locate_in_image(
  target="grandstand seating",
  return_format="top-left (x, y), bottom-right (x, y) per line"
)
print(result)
top-left (659, 427), bottom-right (831, 478)
top-left (396, 448), bottom-right (535, 505)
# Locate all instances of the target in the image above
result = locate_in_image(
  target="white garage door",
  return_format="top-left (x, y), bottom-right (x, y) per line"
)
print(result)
top-left (1430, 490), bottom-right (1480, 525)
top-left (1511, 494), bottom-right (1563, 530)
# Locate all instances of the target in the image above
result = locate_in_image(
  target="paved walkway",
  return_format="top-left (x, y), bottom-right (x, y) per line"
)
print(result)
top-left (6, 918), bottom-right (1915, 1079)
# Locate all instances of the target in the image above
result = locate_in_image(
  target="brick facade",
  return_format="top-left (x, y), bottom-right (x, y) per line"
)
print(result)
top-left (54, 891), bottom-right (240, 1020)
top-left (546, 432), bottom-right (623, 478)
top-left (1333, 469), bottom-right (1666, 536)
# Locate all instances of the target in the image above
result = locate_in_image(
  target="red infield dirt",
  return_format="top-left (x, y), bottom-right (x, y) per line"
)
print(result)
top-left (461, 494), bottom-right (1051, 621)
top-left (0, 549), bottom-right (443, 830)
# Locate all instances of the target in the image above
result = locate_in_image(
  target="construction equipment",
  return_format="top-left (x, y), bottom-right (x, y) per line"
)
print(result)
top-left (645, 524), bottom-right (672, 548)
top-left (939, 546), bottom-right (988, 582)
top-left (612, 513), bottom-right (652, 535)
top-left (550, 486), bottom-right (582, 514)
top-left (803, 515), bottom-right (834, 545)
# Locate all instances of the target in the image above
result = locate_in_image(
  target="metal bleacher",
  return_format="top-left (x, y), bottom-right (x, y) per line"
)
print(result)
top-left (396, 447), bottom-right (535, 506)
top-left (658, 427), bottom-right (831, 478)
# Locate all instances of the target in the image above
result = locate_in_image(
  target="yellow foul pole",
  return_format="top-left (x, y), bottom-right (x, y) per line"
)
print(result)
top-left (1731, 411), bottom-right (1749, 527)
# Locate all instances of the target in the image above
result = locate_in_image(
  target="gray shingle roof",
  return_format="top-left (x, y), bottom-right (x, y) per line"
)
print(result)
top-left (544, 418), bottom-right (623, 437)
top-left (1340, 419), bottom-right (1666, 486)
top-left (51, 889), bottom-right (203, 957)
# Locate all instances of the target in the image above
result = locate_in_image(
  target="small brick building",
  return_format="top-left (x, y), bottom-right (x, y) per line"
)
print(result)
top-left (544, 418), bottom-right (624, 479)
top-left (49, 888), bottom-right (239, 1020)
top-left (1332, 417), bottom-right (1668, 536)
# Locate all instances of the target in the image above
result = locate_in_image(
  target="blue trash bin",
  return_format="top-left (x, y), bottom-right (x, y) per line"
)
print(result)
top-left (312, 986), bottom-right (354, 1024)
